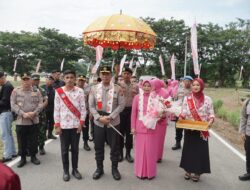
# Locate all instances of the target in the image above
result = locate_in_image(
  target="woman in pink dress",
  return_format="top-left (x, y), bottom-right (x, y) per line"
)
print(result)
top-left (131, 80), bottom-right (158, 179)
top-left (151, 79), bottom-right (170, 162)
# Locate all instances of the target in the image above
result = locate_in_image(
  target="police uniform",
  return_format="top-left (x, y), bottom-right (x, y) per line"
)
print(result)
top-left (89, 65), bottom-right (125, 180)
top-left (118, 67), bottom-right (138, 163)
top-left (10, 73), bottom-right (43, 167)
top-left (31, 73), bottom-right (48, 155)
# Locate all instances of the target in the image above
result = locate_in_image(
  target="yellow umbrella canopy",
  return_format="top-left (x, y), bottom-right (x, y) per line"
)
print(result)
top-left (83, 13), bottom-right (157, 50)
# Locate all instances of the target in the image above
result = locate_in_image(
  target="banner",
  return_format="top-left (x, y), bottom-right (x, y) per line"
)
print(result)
top-left (170, 54), bottom-right (176, 80)
top-left (13, 58), bottom-right (18, 72)
top-left (35, 59), bottom-right (42, 73)
top-left (129, 56), bottom-right (134, 69)
top-left (159, 55), bottom-right (165, 76)
top-left (119, 54), bottom-right (127, 75)
top-left (91, 46), bottom-right (104, 74)
top-left (191, 22), bottom-right (200, 75)
top-left (60, 58), bottom-right (65, 72)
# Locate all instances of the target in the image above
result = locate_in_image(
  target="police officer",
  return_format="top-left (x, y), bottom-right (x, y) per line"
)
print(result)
top-left (31, 73), bottom-right (48, 155)
top-left (77, 75), bottom-right (91, 151)
top-left (89, 65), bottom-right (125, 180)
top-left (118, 67), bottom-right (138, 163)
top-left (11, 73), bottom-right (43, 167)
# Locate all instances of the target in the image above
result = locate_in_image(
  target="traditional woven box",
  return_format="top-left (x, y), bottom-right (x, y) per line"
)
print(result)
top-left (176, 119), bottom-right (209, 131)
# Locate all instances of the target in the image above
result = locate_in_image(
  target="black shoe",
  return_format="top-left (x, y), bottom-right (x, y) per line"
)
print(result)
top-left (239, 173), bottom-right (250, 181)
top-left (39, 148), bottom-right (46, 155)
top-left (12, 154), bottom-right (18, 158)
top-left (172, 142), bottom-right (181, 150)
top-left (31, 156), bottom-right (40, 165)
top-left (125, 154), bottom-right (134, 163)
top-left (157, 159), bottom-right (162, 163)
top-left (84, 142), bottom-right (91, 151)
top-left (72, 169), bottom-right (82, 180)
top-left (17, 159), bottom-right (26, 168)
top-left (63, 171), bottom-right (70, 182)
top-left (0, 157), bottom-right (12, 163)
top-left (112, 168), bottom-right (121, 180)
top-left (92, 168), bottom-right (104, 180)
top-left (48, 134), bottom-right (57, 139)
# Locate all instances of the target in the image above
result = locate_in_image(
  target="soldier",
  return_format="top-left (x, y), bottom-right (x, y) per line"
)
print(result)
top-left (76, 75), bottom-right (91, 151)
top-left (54, 70), bottom-right (86, 182)
top-left (31, 73), bottom-right (48, 155)
top-left (42, 75), bottom-right (57, 139)
top-left (89, 65), bottom-right (125, 180)
top-left (11, 73), bottom-right (43, 168)
top-left (118, 67), bottom-right (138, 163)
top-left (52, 70), bottom-right (65, 89)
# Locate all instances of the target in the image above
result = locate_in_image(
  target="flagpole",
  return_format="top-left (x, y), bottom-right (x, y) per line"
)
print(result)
top-left (184, 37), bottom-right (187, 77)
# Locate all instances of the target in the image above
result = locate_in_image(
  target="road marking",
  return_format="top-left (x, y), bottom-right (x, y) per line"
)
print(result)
top-left (7, 138), bottom-right (55, 167)
top-left (210, 129), bottom-right (246, 161)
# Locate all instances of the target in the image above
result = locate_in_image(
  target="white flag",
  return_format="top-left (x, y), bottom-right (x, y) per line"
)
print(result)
top-left (239, 65), bottom-right (244, 80)
top-left (159, 55), bottom-right (165, 76)
top-left (133, 61), bottom-right (140, 76)
top-left (111, 58), bottom-right (115, 72)
top-left (129, 56), bottom-right (134, 69)
top-left (170, 54), bottom-right (176, 80)
top-left (119, 54), bottom-right (127, 75)
top-left (35, 59), bottom-right (42, 73)
top-left (13, 58), bottom-right (18, 72)
top-left (191, 22), bottom-right (200, 75)
top-left (60, 58), bottom-right (65, 72)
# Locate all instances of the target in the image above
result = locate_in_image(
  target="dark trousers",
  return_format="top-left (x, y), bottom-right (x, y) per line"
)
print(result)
top-left (245, 135), bottom-right (250, 173)
top-left (94, 124), bottom-right (120, 164)
top-left (175, 128), bottom-right (184, 142)
top-left (16, 125), bottom-right (38, 158)
top-left (60, 129), bottom-right (80, 172)
top-left (82, 114), bottom-right (89, 142)
top-left (119, 107), bottom-right (133, 152)
top-left (45, 110), bottom-right (54, 135)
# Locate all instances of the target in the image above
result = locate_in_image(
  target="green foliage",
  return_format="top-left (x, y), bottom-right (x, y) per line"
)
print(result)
top-left (216, 106), bottom-right (240, 128)
top-left (217, 107), bottom-right (227, 120)
top-left (213, 99), bottom-right (223, 113)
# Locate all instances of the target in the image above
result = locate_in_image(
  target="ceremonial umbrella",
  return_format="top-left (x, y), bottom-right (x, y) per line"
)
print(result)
top-left (83, 12), bottom-right (156, 50)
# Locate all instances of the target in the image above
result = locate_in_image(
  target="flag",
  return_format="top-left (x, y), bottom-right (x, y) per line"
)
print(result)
top-left (159, 55), bottom-right (165, 76)
top-left (35, 59), bottom-right (42, 73)
top-left (111, 58), bottom-right (115, 72)
top-left (60, 58), bottom-right (65, 72)
top-left (13, 58), bottom-right (18, 72)
top-left (239, 65), bottom-right (244, 80)
top-left (170, 54), bottom-right (176, 80)
top-left (91, 46), bottom-right (103, 74)
top-left (191, 22), bottom-right (200, 75)
top-left (119, 54), bottom-right (127, 75)
top-left (129, 56), bottom-right (134, 69)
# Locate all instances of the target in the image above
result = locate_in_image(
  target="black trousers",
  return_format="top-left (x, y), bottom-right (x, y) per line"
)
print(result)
top-left (16, 125), bottom-right (38, 158)
top-left (175, 128), bottom-right (184, 142)
top-left (245, 135), bottom-right (250, 174)
top-left (82, 114), bottom-right (89, 142)
top-left (119, 107), bottom-right (133, 151)
top-left (45, 110), bottom-right (54, 135)
top-left (94, 124), bottom-right (120, 164)
top-left (60, 129), bottom-right (80, 172)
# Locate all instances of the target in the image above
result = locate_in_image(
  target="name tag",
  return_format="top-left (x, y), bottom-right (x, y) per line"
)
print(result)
top-left (31, 92), bottom-right (37, 96)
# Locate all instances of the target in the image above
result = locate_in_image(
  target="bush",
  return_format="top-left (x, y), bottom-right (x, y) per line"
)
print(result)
top-left (213, 99), bottom-right (223, 113)
top-left (217, 107), bottom-right (227, 120)
top-left (228, 112), bottom-right (240, 129)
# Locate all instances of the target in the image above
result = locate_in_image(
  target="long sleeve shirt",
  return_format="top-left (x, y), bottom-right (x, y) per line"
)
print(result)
top-left (239, 99), bottom-right (250, 136)
top-left (54, 86), bottom-right (86, 129)
top-left (0, 81), bottom-right (14, 113)
top-left (89, 83), bottom-right (125, 127)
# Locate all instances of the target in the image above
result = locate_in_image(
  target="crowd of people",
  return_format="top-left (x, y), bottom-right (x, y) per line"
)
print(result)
top-left (0, 62), bottom-right (250, 189)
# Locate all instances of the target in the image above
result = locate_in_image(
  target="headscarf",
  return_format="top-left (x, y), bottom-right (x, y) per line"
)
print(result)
top-left (192, 78), bottom-right (205, 109)
top-left (151, 79), bottom-right (165, 93)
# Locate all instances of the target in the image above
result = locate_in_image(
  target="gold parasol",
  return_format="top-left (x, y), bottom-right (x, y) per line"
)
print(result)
top-left (83, 12), bottom-right (157, 50)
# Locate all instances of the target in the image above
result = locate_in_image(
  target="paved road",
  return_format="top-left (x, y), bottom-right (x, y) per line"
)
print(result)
top-left (10, 123), bottom-right (249, 190)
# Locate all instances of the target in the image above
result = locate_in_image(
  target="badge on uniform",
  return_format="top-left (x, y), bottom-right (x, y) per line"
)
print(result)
top-left (97, 101), bottom-right (102, 110)
top-left (18, 102), bottom-right (23, 106)
top-left (31, 92), bottom-right (37, 96)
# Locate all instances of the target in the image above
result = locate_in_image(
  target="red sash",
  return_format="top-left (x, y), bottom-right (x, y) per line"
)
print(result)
top-left (187, 95), bottom-right (209, 140)
top-left (56, 87), bottom-right (81, 120)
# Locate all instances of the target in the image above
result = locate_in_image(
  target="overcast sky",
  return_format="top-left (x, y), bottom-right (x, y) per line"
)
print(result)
top-left (0, 0), bottom-right (249, 37)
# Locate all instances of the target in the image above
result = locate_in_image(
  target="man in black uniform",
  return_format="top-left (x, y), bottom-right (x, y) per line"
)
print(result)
top-left (52, 70), bottom-right (65, 89)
